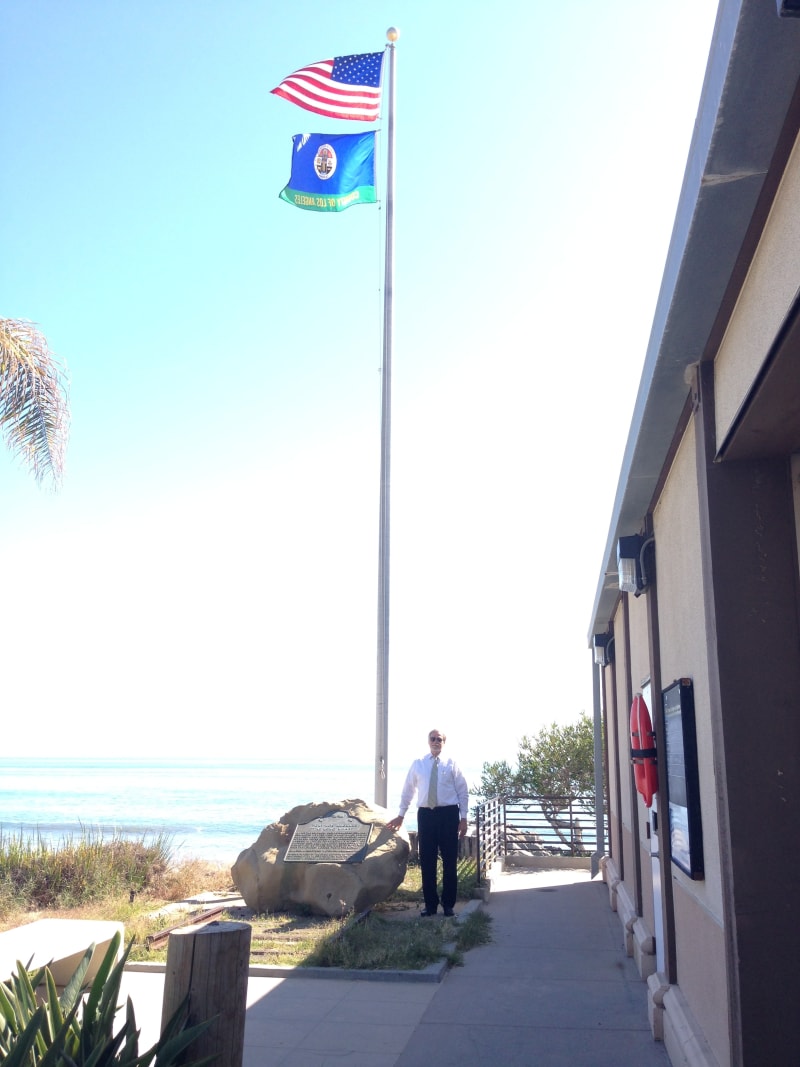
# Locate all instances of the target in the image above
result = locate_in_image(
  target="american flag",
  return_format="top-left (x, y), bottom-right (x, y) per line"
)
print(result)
top-left (271, 52), bottom-right (384, 122)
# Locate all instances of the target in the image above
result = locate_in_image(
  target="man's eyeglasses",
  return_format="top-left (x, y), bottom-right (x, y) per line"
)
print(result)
top-left (429, 736), bottom-right (443, 743)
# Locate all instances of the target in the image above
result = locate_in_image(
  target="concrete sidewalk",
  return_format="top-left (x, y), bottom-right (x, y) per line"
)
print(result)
top-left (120, 867), bottom-right (670, 1066)
top-left (395, 867), bottom-right (670, 1067)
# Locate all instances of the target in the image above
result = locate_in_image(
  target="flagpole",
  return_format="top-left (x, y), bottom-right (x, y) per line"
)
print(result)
top-left (375, 27), bottom-right (398, 808)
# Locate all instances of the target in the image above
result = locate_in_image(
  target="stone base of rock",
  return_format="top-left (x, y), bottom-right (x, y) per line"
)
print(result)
top-left (231, 799), bottom-right (409, 918)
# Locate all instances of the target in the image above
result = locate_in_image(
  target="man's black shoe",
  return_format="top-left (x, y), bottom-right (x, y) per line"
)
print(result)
top-left (420, 908), bottom-right (437, 917)
top-left (443, 908), bottom-right (455, 917)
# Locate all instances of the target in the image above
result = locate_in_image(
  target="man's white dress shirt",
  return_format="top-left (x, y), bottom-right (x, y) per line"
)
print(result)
top-left (398, 753), bottom-right (468, 818)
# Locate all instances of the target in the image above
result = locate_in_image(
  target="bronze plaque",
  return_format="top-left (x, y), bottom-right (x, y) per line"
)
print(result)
top-left (284, 811), bottom-right (371, 863)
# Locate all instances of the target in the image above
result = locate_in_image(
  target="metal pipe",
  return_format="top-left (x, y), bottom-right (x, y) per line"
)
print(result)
top-left (374, 30), bottom-right (398, 808)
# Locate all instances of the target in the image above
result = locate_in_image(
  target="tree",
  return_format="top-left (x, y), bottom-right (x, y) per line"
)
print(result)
top-left (475, 713), bottom-right (597, 849)
top-left (515, 714), bottom-right (595, 800)
top-left (0, 318), bottom-right (70, 488)
top-left (476, 759), bottom-right (517, 803)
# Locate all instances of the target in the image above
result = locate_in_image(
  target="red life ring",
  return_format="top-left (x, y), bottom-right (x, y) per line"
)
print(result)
top-left (630, 694), bottom-right (658, 807)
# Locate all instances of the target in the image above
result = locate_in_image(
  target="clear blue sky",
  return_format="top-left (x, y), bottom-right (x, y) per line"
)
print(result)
top-left (1, 1), bottom-right (718, 777)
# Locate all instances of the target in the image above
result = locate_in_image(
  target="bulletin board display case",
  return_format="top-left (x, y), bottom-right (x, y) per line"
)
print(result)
top-left (662, 678), bottom-right (704, 880)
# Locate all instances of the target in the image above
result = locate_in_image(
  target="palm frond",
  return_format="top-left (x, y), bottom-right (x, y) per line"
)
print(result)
top-left (0, 318), bottom-right (71, 489)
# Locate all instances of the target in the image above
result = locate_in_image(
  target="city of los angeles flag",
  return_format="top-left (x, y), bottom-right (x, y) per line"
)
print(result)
top-left (279, 132), bottom-right (377, 212)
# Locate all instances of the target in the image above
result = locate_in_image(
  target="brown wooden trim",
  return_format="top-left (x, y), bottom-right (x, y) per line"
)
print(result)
top-left (606, 637), bottom-right (624, 878)
top-left (620, 595), bottom-right (643, 916)
top-left (643, 513), bottom-right (677, 984)
top-left (695, 360), bottom-right (742, 1063)
top-left (695, 360), bottom-right (800, 1063)
top-left (600, 662), bottom-right (612, 865)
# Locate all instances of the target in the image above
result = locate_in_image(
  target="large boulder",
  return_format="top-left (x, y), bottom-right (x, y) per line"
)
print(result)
top-left (231, 798), bottom-right (409, 917)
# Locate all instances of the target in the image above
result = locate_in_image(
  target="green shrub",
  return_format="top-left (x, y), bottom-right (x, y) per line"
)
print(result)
top-left (0, 931), bottom-right (213, 1067)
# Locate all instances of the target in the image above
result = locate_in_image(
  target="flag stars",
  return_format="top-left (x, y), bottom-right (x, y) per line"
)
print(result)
top-left (333, 53), bottom-right (383, 87)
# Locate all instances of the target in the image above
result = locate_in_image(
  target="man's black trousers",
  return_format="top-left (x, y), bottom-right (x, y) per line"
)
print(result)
top-left (417, 804), bottom-right (459, 912)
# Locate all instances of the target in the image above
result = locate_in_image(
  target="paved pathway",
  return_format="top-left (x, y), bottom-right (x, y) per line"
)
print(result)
top-left (395, 867), bottom-right (670, 1067)
top-left (120, 867), bottom-right (671, 1066)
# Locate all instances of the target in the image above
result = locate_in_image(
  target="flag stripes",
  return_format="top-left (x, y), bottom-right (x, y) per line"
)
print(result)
top-left (271, 53), bottom-right (384, 122)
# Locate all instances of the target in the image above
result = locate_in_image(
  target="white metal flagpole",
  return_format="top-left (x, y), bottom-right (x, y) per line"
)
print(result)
top-left (375, 27), bottom-right (398, 808)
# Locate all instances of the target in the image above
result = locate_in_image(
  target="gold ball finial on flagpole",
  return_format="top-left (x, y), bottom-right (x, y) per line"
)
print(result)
top-left (386, 27), bottom-right (399, 42)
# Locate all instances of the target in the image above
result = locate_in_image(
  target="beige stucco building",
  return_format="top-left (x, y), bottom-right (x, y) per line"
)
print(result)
top-left (589, 2), bottom-right (800, 1064)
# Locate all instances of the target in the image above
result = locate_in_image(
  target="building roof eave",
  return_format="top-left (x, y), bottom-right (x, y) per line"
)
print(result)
top-left (588, 0), bottom-right (800, 643)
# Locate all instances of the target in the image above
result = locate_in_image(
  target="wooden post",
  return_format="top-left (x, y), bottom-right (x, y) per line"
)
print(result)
top-left (161, 920), bottom-right (251, 1067)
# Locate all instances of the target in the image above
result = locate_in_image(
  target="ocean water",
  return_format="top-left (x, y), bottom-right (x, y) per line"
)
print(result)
top-left (0, 757), bottom-right (482, 865)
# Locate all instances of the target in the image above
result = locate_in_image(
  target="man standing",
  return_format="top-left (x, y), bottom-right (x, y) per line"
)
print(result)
top-left (387, 729), bottom-right (468, 916)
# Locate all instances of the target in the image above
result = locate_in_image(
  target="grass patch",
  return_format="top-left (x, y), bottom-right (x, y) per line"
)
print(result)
top-left (306, 913), bottom-right (453, 970)
top-left (454, 907), bottom-right (492, 952)
top-left (242, 913), bottom-right (346, 966)
top-left (303, 906), bottom-right (492, 971)
top-left (0, 827), bottom-right (175, 918)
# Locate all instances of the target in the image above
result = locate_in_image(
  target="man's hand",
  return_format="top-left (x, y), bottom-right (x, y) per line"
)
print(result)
top-left (458, 818), bottom-right (468, 839)
top-left (386, 815), bottom-right (404, 832)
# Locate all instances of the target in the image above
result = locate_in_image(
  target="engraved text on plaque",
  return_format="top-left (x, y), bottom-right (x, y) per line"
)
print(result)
top-left (284, 811), bottom-right (372, 863)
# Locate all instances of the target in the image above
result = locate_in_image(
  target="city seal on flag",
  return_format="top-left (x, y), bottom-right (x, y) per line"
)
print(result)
top-left (314, 144), bottom-right (337, 180)
top-left (279, 131), bottom-right (377, 212)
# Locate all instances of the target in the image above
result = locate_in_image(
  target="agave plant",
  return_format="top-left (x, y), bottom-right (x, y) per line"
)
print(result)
top-left (0, 318), bottom-right (70, 489)
top-left (0, 931), bottom-right (215, 1066)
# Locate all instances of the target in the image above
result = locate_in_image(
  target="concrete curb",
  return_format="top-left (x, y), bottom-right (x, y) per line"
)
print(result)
top-left (249, 960), bottom-right (449, 983)
top-left (125, 956), bottom-right (450, 984)
top-left (455, 899), bottom-right (483, 921)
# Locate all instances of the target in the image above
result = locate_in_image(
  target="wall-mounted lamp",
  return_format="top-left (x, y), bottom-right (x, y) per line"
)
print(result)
top-left (593, 632), bottom-right (614, 667)
top-left (617, 534), bottom-right (655, 596)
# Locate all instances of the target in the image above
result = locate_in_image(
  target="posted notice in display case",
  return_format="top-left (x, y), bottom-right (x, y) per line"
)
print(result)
top-left (663, 678), bottom-right (704, 880)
